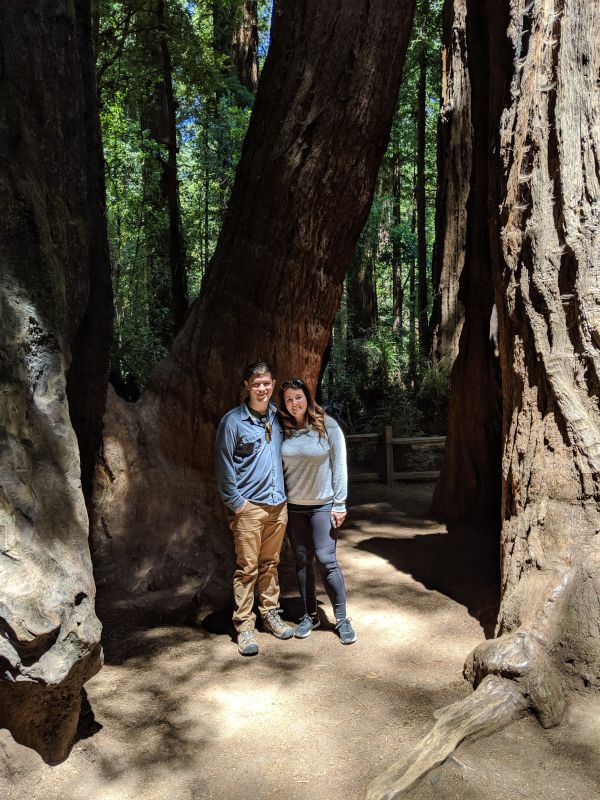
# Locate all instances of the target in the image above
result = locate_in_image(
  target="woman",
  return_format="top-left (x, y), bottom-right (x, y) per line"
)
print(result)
top-left (278, 378), bottom-right (356, 645)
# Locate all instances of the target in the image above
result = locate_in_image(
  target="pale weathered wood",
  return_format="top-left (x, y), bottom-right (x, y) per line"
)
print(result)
top-left (0, 0), bottom-right (106, 761)
top-left (365, 676), bottom-right (528, 800)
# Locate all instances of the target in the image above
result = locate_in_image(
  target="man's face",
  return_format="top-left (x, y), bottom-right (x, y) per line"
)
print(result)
top-left (245, 372), bottom-right (275, 406)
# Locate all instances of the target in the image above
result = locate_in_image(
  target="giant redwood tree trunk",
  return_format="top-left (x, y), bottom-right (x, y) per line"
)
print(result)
top-left (480, 0), bottom-right (600, 699)
top-left (369, 1), bottom-right (600, 797)
top-left (0, 1), bottom-right (110, 763)
top-left (93, 0), bottom-right (416, 596)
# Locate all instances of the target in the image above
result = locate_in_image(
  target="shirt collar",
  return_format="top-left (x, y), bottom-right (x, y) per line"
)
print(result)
top-left (240, 402), bottom-right (276, 422)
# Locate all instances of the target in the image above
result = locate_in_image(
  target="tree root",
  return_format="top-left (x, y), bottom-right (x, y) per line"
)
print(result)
top-left (367, 566), bottom-right (574, 799)
top-left (366, 675), bottom-right (528, 800)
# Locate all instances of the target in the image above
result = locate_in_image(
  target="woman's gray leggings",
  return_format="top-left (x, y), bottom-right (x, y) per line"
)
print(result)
top-left (286, 503), bottom-right (347, 620)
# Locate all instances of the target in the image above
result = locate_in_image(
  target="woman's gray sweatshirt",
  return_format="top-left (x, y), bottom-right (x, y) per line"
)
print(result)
top-left (281, 416), bottom-right (347, 512)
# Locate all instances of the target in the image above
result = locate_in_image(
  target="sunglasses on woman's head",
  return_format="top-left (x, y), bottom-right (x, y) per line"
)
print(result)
top-left (281, 378), bottom-right (305, 390)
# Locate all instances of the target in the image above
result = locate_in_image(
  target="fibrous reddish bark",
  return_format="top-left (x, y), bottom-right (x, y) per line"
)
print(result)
top-left (213, 0), bottom-right (259, 97)
top-left (430, 0), bottom-right (471, 366)
top-left (489, 0), bottom-right (600, 697)
top-left (93, 0), bottom-right (416, 595)
top-left (0, 0), bottom-right (109, 763)
top-left (431, 0), bottom-right (502, 522)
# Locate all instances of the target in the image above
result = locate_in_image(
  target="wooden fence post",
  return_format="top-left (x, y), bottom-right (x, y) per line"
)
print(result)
top-left (384, 425), bottom-right (394, 488)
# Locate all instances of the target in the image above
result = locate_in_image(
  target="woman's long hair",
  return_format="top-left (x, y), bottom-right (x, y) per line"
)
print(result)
top-left (278, 378), bottom-right (327, 438)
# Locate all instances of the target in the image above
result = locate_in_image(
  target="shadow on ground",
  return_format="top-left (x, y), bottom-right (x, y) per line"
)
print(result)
top-left (356, 522), bottom-right (501, 637)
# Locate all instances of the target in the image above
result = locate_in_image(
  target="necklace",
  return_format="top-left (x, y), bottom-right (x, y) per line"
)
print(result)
top-left (246, 403), bottom-right (272, 442)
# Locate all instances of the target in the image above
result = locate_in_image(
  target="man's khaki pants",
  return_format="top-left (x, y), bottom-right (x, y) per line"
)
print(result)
top-left (229, 500), bottom-right (288, 632)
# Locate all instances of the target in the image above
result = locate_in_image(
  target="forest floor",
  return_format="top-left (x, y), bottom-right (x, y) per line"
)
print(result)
top-left (2, 483), bottom-right (599, 800)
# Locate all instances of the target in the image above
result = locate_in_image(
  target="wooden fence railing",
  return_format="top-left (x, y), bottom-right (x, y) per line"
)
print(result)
top-left (346, 425), bottom-right (445, 486)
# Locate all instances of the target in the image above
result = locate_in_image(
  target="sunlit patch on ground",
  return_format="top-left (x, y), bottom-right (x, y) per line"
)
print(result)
top-left (204, 685), bottom-right (289, 736)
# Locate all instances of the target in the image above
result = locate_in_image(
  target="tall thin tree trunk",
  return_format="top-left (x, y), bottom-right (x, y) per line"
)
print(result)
top-left (347, 232), bottom-right (379, 338)
top-left (159, 0), bottom-right (189, 330)
top-left (391, 149), bottom-right (404, 336)
top-left (416, 45), bottom-right (430, 357)
top-left (139, 0), bottom-right (189, 339)
top-left (213, 0), bottom-right (259, 97)
top-left (93, 0), bottom-right (417, 595)
top-left (429, 0), bottom-right (471, 367)
top-left (408, 192), bottom-right (418, 381)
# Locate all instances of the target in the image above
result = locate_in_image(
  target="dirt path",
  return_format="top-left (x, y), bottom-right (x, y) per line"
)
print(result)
top-left (2, 484), bottom-right (598, 800)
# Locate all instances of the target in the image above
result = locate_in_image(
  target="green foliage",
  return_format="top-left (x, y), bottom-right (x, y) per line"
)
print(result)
top-left (98, 0), bottom-right (259, 396)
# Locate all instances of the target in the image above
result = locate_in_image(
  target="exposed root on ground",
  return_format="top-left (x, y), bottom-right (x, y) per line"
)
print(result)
top-left (366, 675), bottom-right (528, 800)
top-left (366, 566), bottom-right (574, 799)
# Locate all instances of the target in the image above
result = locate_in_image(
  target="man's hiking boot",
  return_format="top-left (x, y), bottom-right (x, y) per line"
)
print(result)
top-left (237, 629), bottom-right (259, 656)
top-left (262, 609), bottom-right (294, 640)
top-left (294, 614), bottom-right (321, 639)
top-left (335, 617), bottom-right (357, 645)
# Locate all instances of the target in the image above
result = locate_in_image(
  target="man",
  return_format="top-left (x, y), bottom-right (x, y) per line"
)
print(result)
top-left (215, 360), bottom-right (293, 655)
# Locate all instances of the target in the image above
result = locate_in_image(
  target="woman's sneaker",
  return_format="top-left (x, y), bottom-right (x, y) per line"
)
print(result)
top-left (237, 629), bottom-right (259, 656)
top-left (262, 609), bottom-right (294, 639)
top-left (294, 614), bottom-right (321, 639)
top-left (335, 617), bottom-right (357, 645)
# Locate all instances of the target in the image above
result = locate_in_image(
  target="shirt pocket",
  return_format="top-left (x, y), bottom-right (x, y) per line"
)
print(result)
top-left (235, 433), bottom-right (262, 457)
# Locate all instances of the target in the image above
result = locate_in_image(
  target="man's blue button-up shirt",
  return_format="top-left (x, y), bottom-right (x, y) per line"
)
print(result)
top-left (215, 402), bottom-right (286, 513)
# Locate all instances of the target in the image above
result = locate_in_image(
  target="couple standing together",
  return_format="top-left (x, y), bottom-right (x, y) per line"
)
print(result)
top-left (215, 360), bottom-right (356, 656)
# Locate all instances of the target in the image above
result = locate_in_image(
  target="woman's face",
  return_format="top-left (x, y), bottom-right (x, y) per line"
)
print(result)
top-left (283, 388), bottom-right (308, 424)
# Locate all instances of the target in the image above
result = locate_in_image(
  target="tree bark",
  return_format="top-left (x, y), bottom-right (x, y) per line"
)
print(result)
top-left (347, 230), bottom-right (379, 338)
top-left (213, 0), bottom-right (259, 97)
top-left (93, 0), bottom-right (417, 595)
top-left (371, 0), bottom-right (600, 795)
top-left (489, 0), bottom-right (600, 696)
top-left (431, 0), bottom-right (503, 522)
top-left (429, 0), bottom-right (471, 367)
top-left (0, 0), bottom-right (108, 763)
top-left (408, 196), bottom-right (418, 382)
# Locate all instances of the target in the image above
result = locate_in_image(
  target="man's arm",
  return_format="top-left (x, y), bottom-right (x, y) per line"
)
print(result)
top-left (215, 416), bottom-right (246, 513)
